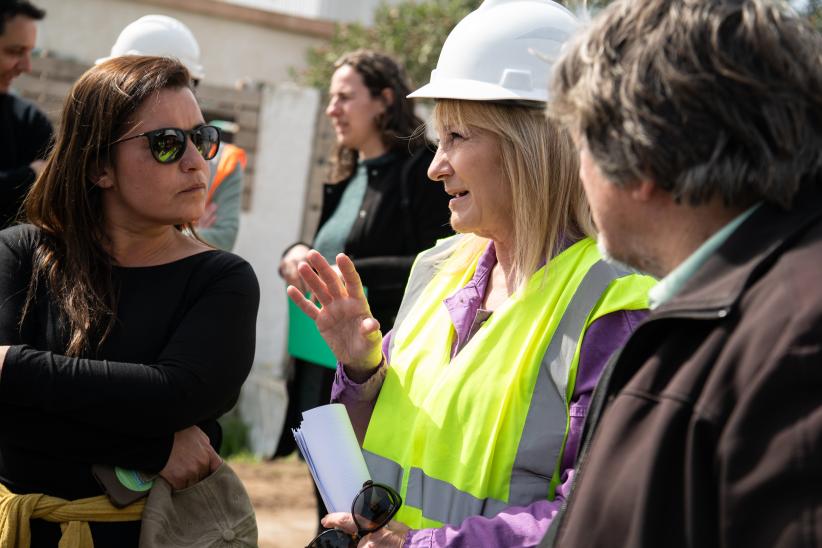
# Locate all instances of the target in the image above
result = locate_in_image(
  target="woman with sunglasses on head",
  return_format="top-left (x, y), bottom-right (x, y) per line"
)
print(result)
top-left (0, 56), bottom-right (259, 546)
top-left (291, 2), bottom-right (656, 547)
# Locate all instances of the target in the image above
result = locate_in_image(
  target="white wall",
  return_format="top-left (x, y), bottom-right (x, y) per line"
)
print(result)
top-left (234, 83), bottom-right (320, 456)
top-left (34, 0), bottom-right (324, 88)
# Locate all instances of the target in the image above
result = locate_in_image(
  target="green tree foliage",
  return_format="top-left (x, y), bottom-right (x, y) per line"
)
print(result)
top-left (805, 0), bottom-right (822, 31)
top-left (293, 0), bottom-right (623, 90)
top-left (294, 0), bottom-right (482, 90)
top-left (295, 0), bottom-right (820, 92)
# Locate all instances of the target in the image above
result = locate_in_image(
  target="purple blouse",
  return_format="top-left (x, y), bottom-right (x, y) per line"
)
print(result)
top-left (331, 242), bottom-right (647, 547)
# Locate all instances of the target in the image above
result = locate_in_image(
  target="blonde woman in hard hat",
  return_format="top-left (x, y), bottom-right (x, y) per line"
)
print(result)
top-left (277, 49), bottom-right (453, 529)
top-left (289, 1), bottom-right (656, 546)
top-left (97, 14), bottom-right (245, 251)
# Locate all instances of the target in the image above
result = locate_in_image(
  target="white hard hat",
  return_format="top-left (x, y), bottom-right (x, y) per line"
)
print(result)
top-left (409, 0), bottom-right (577, 103)
top-left (96, 15), bottom-right (204, 80)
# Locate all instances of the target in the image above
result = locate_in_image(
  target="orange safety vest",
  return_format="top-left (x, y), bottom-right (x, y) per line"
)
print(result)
top-left (207, 143), bottom-right (247, 204)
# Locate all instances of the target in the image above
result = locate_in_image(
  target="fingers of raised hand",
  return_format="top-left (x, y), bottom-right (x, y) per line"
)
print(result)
top-left (287, 284), bottom-right (320, 320)
top-left (337, 254), bottom-right (367, 301)
top-left (360, 317), bottom-right (381, 338)
top-left (307, 250), bottom-right (346, 299)
top-left (296, 260), bottom-right (333, 307)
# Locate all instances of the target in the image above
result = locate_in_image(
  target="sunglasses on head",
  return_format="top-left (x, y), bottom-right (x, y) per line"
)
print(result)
top-left (111, 125), bottom-right (221, 164)
top-left (306, 480), bottom-right (402, 548)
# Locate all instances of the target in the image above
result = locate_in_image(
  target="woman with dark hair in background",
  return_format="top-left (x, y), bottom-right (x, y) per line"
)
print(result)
top-left (276, 49), bottom-right (452, 521)
top-left (0, 56), bottom-right (259, 546)
top-left (280, 49), bottom-right (452, 335)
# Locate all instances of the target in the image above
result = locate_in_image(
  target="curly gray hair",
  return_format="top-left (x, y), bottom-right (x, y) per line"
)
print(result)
top-left (549, 0), bottom-right (822, 209)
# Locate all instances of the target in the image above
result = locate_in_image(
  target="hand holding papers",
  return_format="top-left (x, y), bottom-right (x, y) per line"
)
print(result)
top-left (292, 403), bottom-right (371, 512)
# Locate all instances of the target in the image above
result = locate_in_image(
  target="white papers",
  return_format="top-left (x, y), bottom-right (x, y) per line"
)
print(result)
top-left (292, 403), bottom-right (371, 513)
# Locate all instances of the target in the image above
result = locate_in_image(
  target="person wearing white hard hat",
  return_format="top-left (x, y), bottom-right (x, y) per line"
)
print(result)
top-left (277, 48), bottom-right (453, 533)
top-left (96, 15), bottom-right (204, 82)
top-left (97, 14), bottom-right (244, 251)
top-left (288, 1), bottom-right (655, 546)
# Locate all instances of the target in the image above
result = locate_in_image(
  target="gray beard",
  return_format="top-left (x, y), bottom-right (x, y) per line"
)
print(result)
top-left (596, 238), bottom-right (650, 277)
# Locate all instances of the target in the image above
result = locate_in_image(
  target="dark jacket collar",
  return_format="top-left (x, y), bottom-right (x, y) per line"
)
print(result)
top-left (654, 183), bottom-right (822, 317)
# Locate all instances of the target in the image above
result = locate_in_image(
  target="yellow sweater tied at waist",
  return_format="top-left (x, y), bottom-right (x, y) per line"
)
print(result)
top-left (0, 482), bottom-right (144, 548)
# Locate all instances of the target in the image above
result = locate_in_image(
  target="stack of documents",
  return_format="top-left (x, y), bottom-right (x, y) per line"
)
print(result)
top-left (292, 403), bottom-right (371, 512)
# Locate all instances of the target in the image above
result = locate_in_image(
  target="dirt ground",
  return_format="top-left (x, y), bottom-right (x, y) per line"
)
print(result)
top-left (232, 457), bottom-right (318, 548)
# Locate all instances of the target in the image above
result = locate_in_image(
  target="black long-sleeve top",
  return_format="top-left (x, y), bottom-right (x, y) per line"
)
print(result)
top-left (0, 224), bottom-right (259, 544)
top-left (0, 93), bottom-right (53, 229)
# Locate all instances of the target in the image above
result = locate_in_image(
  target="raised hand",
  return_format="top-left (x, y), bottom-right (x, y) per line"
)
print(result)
top-left (286, 250), bottom-right (382, 379)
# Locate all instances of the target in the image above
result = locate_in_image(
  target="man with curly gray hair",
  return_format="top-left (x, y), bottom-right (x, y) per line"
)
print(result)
top-left (539, 0), bottom-right (822, 547)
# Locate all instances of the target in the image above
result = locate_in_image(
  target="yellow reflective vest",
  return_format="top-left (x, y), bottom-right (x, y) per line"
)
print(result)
top-left (362, 235), bottom-right (655, 529)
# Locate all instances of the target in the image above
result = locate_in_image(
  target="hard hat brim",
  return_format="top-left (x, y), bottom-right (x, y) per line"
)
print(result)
top-left (408, 78), bottom-right (547, 103)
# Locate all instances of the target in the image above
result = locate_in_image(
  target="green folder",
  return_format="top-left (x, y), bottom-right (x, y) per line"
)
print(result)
top-left (288, 288), bottom-right (367, 369)
top-left (287, 296), bottom-right (337, 369)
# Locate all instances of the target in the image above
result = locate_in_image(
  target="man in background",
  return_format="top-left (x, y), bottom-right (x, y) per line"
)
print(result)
top-left (98, 14), bottom-right (245, 250)
top-left (0, 0), bottom-right (52, 229)
top-left (541, 0), bottom-right (822, 546)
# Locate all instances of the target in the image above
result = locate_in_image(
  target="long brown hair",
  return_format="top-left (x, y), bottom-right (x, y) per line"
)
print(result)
top-left (329, 49), bottom-right (427, 182)
top-left (23, 55), bottom-right (193, 356)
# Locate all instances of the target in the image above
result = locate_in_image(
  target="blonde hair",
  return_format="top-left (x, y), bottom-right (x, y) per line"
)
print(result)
top-left (432, 99), bottom-right (594, 289)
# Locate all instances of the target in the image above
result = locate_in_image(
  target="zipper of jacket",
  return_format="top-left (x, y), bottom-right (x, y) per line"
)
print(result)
top-left (545, 305), bottom-right (731, 545)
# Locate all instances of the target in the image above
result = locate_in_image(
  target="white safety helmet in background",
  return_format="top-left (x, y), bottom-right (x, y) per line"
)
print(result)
top-left (408, 0), bottom-right (577, 104)
top-left (95, 14), bottom-right (204, 80)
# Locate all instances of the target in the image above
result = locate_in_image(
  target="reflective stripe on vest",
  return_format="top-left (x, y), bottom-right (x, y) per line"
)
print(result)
top-left (362, 236), bottom-right (653, 528)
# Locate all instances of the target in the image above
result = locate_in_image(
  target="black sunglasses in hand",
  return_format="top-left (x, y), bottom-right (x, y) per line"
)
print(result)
top-left (111, 125), bottom-right (221, 164)
top-left (306, 480), bottom-right (402, 548)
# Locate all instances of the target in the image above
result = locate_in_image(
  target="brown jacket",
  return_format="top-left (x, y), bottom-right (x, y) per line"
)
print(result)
top-left (541, 185), bottom-right (822, 548)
